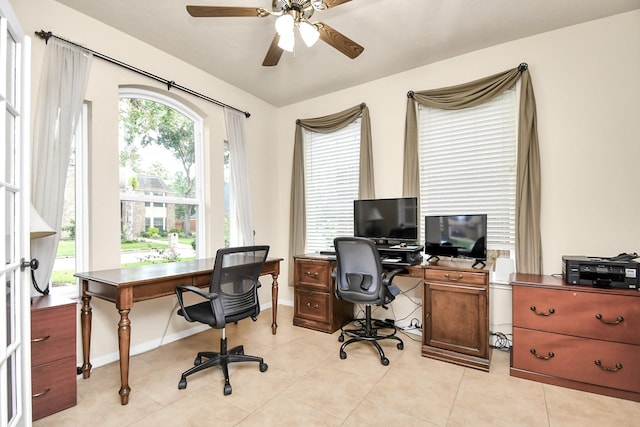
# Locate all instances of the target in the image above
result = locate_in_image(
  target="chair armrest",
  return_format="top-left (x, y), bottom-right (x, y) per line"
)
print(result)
top-left (382, 268), bottom-right (406, 286)
top-left (175, 285), bottom-right (219, 323)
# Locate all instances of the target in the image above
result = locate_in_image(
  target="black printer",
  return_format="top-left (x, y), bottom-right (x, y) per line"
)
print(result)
top-left (562, 255), bottom-right (639, 289)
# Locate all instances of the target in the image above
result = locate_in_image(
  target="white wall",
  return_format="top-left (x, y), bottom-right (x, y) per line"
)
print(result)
top-left (15, 0), bottom-right (640, 363)
top-left (274, 10), bottom-right (640, 335)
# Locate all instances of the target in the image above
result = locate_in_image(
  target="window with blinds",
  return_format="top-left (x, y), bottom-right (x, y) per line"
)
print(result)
top-left (418, 87), bottom-right (517, 250)
top-left (304, 119), bottom-right (361, 252)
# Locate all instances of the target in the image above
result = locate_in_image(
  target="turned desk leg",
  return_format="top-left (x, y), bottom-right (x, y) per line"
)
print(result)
top-left (117, 308), bottom-right (132, 405)
top-left (271, 272), bottom-right (279, 335)
top-left (81, 289), bottom-right (92, 378)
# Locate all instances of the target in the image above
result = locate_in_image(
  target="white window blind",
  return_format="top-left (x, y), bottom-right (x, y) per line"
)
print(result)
top-left (304, 119), bottom-right (361, 252)
top-left (418, 87), bottom-right (517, 249)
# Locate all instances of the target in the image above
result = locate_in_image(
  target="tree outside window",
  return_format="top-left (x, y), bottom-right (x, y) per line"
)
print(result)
top-left (119, 94), bottom-right (202, 266)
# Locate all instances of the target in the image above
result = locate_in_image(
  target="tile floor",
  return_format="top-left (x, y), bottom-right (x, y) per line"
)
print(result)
top-left (35, 306), bottom-right (640, 426)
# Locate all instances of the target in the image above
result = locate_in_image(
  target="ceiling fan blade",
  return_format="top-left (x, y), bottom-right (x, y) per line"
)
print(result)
top-left (317, 22), bottom-right (364, 59)
top-left (186, 5), bottom-right (267, 18)
top-left (323, 0), bottom-right (353, 8)
top-left (262, 33), bottom-right (284, 66)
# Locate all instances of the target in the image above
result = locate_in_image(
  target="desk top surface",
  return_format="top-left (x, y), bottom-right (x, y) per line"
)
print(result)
top-left (75, 257), bottom-right (283, 286)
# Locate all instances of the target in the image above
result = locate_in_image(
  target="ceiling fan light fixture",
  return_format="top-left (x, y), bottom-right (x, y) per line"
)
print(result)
top-left (299, 21), bottom-right (319, 47)
top-left (275, 13), bottom-right (294, 35)
top-left (311, 0), bottom-right (327, 11)
top-left (277, 31), bottom-right (295, 52)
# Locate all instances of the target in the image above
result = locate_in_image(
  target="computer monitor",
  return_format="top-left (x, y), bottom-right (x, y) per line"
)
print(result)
top-left (353, 197), bottom-right (418, 244)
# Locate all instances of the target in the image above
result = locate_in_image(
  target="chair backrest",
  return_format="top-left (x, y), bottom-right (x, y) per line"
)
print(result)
top-left (210, 245), bottom-right (270, 323)
top-left (334, 237), bottom-right (385, 305)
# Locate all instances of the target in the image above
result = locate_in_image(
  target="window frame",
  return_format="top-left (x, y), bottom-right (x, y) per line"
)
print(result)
top-left (118, 88), bottom-right (205, 259)
top-left (302, 119), bottom-right (361, 252)
top-left (417, 84), bottom-right (519, 252)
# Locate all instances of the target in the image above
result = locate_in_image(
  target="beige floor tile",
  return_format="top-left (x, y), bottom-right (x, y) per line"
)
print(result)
top-left (34, 307), bottom-right (640, 426)
top-left (543, 383), bottom-right (640, 427)
top-left (236, 395), bottom-right (342, 427)
top-left (344, 399), bottom-right (437, 427)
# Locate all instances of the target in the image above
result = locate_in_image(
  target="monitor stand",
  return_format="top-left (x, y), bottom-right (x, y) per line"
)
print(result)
top-left (472, 259), bottom-right (486, 269)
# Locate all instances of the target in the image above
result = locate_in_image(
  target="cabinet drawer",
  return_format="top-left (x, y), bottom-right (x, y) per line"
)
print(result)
top-left (31, 303), bottom-right (76, 366)
top-left (512, 327), bottom-right (640, 393)
top-left (513, 286), bottom-right (640, 345)
top-left (294, 289), bottom-right (331, 323)
top-left (32, 356), bottom-right (77, 421)
top-left (295, 259), bottom-right (333, 291)
top-left (425, 268), bottom-right (487, 287)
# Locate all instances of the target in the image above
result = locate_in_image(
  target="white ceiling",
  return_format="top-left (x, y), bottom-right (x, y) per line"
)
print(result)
top-left (53, 0), bottom-right (640, 107)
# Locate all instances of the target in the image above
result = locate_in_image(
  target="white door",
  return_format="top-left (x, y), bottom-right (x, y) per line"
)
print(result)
top-left (0, 1), bottom-right (31, 425)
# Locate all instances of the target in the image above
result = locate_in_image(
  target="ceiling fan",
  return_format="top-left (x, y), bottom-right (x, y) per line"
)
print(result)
top-left (186, 0), bottom-right (364, 66)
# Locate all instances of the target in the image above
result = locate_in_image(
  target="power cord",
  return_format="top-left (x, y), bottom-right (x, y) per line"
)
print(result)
top-left (490, 331), bottom-right (512, 351)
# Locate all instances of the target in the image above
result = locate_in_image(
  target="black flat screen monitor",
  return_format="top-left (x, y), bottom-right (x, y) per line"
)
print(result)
top-left (353, 197), bottom-right (418, 243)
top-left (424, 214), bottom-right (487, 261)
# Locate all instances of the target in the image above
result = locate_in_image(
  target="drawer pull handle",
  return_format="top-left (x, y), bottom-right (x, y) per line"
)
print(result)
top-left (595, 360), bottom-right (623, 372)
top-left (530, 306), bottom-right (555, 316)
top-left (595, 314), bottom-right (624, 325)
top-left (31, 335), bottom-right (51, 343)
top-left (305, 271), bottom-right (319, 279)
top-left (444, 273), bottom-right (463, 281)
top-left (306, 302), bottom-right (319, 310)
top-left (32, 388), bottom-right (51, 398)
top-left (530, 348), bottom-right (554, 360)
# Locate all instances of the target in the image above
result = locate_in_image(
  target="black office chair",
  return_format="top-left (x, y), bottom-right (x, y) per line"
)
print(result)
top-left (175, 245), bottom-right (269, 395)
top-left (333, 237), bottom-right (404, 365)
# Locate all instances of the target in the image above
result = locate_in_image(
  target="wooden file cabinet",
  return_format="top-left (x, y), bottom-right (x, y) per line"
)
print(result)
top-left (293, 255), bottom-right (353, 333)
top-left (510, 274), bottom-right (640, 402)
top-left (422, 265), bottom-right (491, 371)
top-left (31, 295), bottom-right (77, 420)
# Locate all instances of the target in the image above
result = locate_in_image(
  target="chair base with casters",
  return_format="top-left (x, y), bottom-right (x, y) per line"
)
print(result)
top-left (338, 305), bottom-right (404, 366)
top-left (178, 327), bottom-right (268, 395)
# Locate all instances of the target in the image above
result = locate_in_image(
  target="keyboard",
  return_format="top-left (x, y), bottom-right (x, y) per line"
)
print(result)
top-left (319, 250), bottom-right (336, 256)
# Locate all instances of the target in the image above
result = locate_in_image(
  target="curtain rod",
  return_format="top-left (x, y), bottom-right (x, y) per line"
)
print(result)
top-left (34, 30), bottom-right (250, 118)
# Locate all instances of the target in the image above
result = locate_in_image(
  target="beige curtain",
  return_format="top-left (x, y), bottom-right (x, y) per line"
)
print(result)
top-left (289, 103), bottom-right (374, 284)
top-left (402, 64), bottom-right (542, 273)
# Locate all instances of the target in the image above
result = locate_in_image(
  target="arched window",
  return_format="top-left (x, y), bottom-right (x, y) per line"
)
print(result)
top-left (118, 88), bottom-right (204, 266)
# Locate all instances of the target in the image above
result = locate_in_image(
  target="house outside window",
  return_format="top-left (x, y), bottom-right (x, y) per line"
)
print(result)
top-left (118, 88), bottom-right (204, 265)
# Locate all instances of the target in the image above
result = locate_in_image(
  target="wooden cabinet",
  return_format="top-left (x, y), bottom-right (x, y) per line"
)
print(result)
top-left (31, 296), bottom-right (77, 421)
top-left (510, 274), bottom-right (640, 402)
top-left (293, 255), bottom-right (353, 333)
top-left (422, 265), bottom-right (491, 371)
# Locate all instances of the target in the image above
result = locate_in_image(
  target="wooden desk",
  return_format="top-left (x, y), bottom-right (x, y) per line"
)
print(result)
top-left (75, 257), bottom-right (282, 405)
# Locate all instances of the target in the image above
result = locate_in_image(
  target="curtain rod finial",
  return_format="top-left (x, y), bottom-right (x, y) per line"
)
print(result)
top-left (407, 90), bottom-right (414, 98)
top-left (244, 112), bottom-right (251, 118)
top-left (296, 119), bottom-right (301, 125)
top-left (518, 63), bottom-right (528, 72)
top-left (35, 30), bottom-right (53, 43)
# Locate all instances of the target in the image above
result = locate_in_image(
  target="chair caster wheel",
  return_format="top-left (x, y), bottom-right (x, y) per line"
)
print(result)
top-left (338, 334), bottom-right (344, 342)
top-left (381, 357), bottom-right (390, 366)
top-left (178, 378), bottom-right (187, 389)
top-left (397, 342), bottom-right (404, 350)
top-left (194, 356), bottom-right (202, 366)
top-left (223, 383), bottom-right (232, 395)
top-left (259, 362), bottom-right (268, 372)
top-left (340, 350), bottom-right (347, 360)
